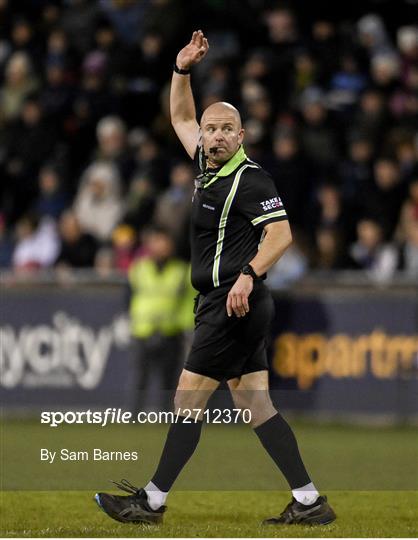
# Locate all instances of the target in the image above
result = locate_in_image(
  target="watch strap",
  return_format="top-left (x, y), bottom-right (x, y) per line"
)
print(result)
top-left (241, 264), bottom-right (259, 280)
top-left (173, 63), bottom-right (191, 75)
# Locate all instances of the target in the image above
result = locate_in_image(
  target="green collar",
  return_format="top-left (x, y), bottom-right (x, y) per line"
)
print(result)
top-left (204, 145), bottom-right (247, 188)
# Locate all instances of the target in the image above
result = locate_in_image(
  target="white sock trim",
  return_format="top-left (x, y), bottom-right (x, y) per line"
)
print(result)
top-left (144, 481), bottom-right (168, 510)
top-left (292, 482), bottom-right (319, 505)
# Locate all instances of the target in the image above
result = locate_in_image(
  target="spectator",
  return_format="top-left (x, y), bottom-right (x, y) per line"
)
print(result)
top-left (357, 14), bottom-right (394, 59)
top-left (98, 0), bottom-right (148, 46)
top-left (9, 17), bottom-right (42, 69)
top-left (396, 176), bottom-right (418, 241)
top-left (4, 96), bottom-right (57, 223)
top-left (357, 157), bottom-right (406, 238)
top-left (389, 64), bottom-right (418, 129)
top-left (263, 6), bottom-right (301, 109)
top-left (40, 4), bottom-right (63, 38)
top-left (349, 218), bottom-right (398, 280)
top-left (328, 54), bottom-right (368, 110)
top-left (292, 50), bottom-right (318, 97)
top-left (151, 83), bottom-right (180, 149)
top-left (45, 27), bottom-right (77, 79)
top-left (310, 19), bottom-right (340, 85)
top-left (73, 162), bottom-right (124, 242)
top-left (34, 165), bottom-right (69, 220)
top-left (40, 60), bottom-right (74, 129)
top-left (393, 138), bottom-right (417, 181)
top-left (349, 89), bottom-right (389, 150)
top-left (124, 31), bottom-right (171, 127)
top-left (93, 19), bottom-right (132, 84)
top-left (1, 52), bottom-right (39, 123)
top-left (12, 214), bottom-right (60, 270)
top-left (313, 226), bottom-right (353, 271)
top-left (398, 222), bottom-right (418, 276)
top-left (370, 53), bottom-right (401, 96)
top-left (397, 26), bottom-right (418, 68)
top-left (111, 223), bottom-right (138, 273)
top-left (339, 135), bottom-right (374, 202)
top-left (140, 0), bottom-right (187, 51)
top-left (55, 210), bottom-right (98, 268)
top-left (93, 115), bottom-right (134, 186)
top-left (94, 245), bottom-right (116, 277)
top-left (153, 162), bottom-right (194, 256)
top-left (240, 80), bottom-right (271, 154)
top-left (132, 134), bottom-right (168, 190)
top-left (0, 2), bottom-right (12, 69)
top-left (299, 86), bottom-right (340, 175)
top-left (245, 93), bottom-right (274, 149)
top-left (201, 61), bottom-right (234, 113)
top-left (0, 213), bottom-right (14, 268)
top-left (64, 51), bottom-right (118, 182)
top-left (262, 130), bottom-right (310, 227)
top-left (123, 175), bottom-right (156, 231)
top-left (308, 183), bottom-right (355, 244)
top-left (266, 231), bottom-right (308, 288)
top-left (60, 0), bottom-right (100, 56)
top-left (128, 225), bottom-right (195, 412)
top-left (71, 48), bottom-right (118, 138)
top-left (241, 49), bottom-right (273, 87)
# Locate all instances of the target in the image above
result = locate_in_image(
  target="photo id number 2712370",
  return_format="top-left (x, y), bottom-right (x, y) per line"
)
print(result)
top-left (179, 408), bottom-right (252, 423)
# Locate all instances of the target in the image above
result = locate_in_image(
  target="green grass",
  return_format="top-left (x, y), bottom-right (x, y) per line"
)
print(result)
top-left (1, 490), bottom-right (417, 537)
top-left (1, 419), bottom-right (417, 536)
top-left (2, 420), bottom-right (417, 491)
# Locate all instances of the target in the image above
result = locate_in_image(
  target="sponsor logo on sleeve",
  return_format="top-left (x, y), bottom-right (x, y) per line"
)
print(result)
top-left (260, 197), bottom-right (283, 212)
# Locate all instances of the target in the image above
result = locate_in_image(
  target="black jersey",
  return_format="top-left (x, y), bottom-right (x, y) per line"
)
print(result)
top-left (190, 145), bottom-right (288, 294)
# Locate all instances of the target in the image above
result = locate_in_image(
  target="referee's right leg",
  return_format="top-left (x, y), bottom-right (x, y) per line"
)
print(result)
top-left (95, 369), bottom-right (219, 523)
top-left (144, 369), bottom-right (219, 508)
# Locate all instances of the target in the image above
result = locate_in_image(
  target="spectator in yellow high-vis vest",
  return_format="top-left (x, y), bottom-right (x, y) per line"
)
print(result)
top-left (128, 225), bottom-right (195, 412)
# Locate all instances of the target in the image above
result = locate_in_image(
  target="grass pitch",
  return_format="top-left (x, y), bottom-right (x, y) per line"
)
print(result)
top-left (1, 419), bottom-right (417, 537)
top-left (1, 490), bottom-right (417, 537)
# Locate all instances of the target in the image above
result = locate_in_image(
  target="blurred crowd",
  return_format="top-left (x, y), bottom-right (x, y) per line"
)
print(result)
top-left (0, 0), bottom-right (417, 284)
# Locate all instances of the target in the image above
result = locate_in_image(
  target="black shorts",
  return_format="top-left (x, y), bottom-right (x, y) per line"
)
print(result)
top-left (184, 282), bottom-right (274, 381)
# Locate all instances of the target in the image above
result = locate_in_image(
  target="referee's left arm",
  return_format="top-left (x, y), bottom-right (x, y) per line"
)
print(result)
top-left (250, 220), bottom-right (292, 277)
top-left (226, 221), bottom-right (292, 318)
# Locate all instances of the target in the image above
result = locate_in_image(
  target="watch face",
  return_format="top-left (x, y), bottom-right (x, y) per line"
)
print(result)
top-left (241, 265), bottom-right (257, 279)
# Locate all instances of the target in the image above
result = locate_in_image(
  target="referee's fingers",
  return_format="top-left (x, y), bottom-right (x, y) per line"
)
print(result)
top-left (242, 295), bottom-right (250, 313)
top-left (226, 294), bottom-right (232, 317)
top-left (227, 292), bottom-right (248, 317)
top-left (231, 294), bottom-right (239, 316)
top-left (234, 295), bottom-right (245, 318)
top-left (238, 295), bottom-right (247, 317)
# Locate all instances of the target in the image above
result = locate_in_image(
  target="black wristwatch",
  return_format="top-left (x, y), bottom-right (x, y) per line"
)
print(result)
top-left (241, 264), bottom-right (259, 280)
top-left (173, 63), bottom-right (191, 75)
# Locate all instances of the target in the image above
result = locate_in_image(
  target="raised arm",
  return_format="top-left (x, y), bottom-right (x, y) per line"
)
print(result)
top-left (170, 30), bottom-right (209, 158)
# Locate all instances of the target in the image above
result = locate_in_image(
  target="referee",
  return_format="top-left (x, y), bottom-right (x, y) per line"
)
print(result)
top-left (95, 30), bottom-right (336, 527)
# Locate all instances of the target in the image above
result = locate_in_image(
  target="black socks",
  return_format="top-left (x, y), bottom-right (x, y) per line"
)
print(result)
top-left (150, 412), bottom-right (310, 493)
top-left (151, 417), bottom-right (203, 492)
top-left (254, 412), bottom-right (311, 489)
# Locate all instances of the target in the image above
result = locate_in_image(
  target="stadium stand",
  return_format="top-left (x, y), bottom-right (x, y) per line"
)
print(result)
top-left (0, 0), bottom-right (417, 283)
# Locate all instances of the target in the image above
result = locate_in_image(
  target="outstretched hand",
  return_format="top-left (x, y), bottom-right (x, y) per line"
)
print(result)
top-left (176, 30), bottom-right (209, 70)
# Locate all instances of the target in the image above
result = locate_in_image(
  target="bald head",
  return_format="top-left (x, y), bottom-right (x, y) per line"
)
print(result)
top-left (200, 101), bottom-right (244, 166)
top-left (201, 101), bottom-right (242, 129)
